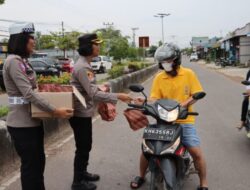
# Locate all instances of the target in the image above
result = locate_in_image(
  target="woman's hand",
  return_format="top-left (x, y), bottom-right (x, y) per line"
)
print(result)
top-left (53, 108), bottom-right (74, 119)
top-left (117, 93), bottom-right (133, 103)
top-left (134, 96), bottom-right (145, 105)
top-left (244, 89), bottom-right (250, 96)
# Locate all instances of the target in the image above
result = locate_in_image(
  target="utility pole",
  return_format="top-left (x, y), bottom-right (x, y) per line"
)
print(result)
top-left (131, 27), bottom-right (139, 47)
top-left (61, 21), bottom-right (66, 58)
top-left (103, 22), bottom-right (114, 56)
top-left (154, 13), bottom-right (171, 44)
top-left (103, 22), bottom-right (114, 29)
top-left (62, 21), bottom-right (65, 37)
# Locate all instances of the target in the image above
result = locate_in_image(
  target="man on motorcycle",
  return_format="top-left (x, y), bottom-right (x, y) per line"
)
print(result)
top-left (237, 69), bottom-right (250, 133)
top-left (129, 43), bottom-right (208, 190)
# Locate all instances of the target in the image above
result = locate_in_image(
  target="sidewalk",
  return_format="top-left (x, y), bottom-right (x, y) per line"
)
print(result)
top-left (196, 60), bottom-right (249, 80)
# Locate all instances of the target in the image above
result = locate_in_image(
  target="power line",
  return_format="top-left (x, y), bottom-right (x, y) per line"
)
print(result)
top-left (0, 18), bottom-right (60, 26)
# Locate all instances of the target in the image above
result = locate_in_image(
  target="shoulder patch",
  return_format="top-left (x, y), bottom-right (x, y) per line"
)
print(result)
top-left (18, 62), bottom-right (26, 73)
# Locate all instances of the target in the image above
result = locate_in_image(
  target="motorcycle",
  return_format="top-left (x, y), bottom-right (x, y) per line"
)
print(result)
top-left (217, 57), bottom-right (236, 68)
top-left (127, 84), bottom-right (206, 190)
top-left (241, 80), bottom-right (250, 137)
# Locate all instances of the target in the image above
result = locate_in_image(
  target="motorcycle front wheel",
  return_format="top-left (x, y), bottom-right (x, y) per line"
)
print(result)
top-left (150, 170), bottom-right (173, 190)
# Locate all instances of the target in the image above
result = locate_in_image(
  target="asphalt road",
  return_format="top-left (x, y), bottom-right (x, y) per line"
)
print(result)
top-left (2, 57), bottom-right (250, 190)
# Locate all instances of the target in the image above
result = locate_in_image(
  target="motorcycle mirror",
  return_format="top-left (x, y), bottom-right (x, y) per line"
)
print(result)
top-left (242, 81), bottom-right (250, 86)
top-left (192, 92), bottom-right (206, 100)
top-left (129, 84), bottom-right (144, 93)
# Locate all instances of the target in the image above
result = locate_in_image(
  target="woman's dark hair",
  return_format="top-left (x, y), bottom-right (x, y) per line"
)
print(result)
top-left (8, 33), bottom-right (33, 58)
top-left (77, 43), bottom-right (93, 56)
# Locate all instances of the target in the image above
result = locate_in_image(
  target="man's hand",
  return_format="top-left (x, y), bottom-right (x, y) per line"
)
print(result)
top-left (134, 96), bottom-right (145, 105)
top-left (180, 96), bottom-right (197, 108)
top-left (244, 89), bottom-right (250, 96)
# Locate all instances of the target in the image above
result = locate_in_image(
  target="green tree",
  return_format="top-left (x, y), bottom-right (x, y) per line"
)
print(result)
top-left (109, 37), bottom-right (129, 62)
top-left (138, 48), bottom-right (145, 58)
top-left (182, 47), bottom-right (193, 56)
top-left (0, 38), bottom-right (8, 43)
top-left (0, 0), bottom-right (5, 5)
top-left (51, 31), bottom-right (81, 57)
top-left (127, 47), bottom-right (138, 60)
top-left (38, 34), bottom-right (56, 49)
top-left (148, 45), bottom-right (158, 57)
top-left (158, 41), bottom-right (163, 46)
top-left (94, 27), bottom-right (130, 61)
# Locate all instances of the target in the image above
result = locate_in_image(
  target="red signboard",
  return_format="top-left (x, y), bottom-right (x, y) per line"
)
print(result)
top-left (139, 36), bottom-right (149, 48)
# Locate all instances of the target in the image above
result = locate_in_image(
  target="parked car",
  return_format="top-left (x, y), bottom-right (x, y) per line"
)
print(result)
top-left (190, 53), bottom-right (198, 62)
top-left (0, 61), bottom-right (5, 90)
top-left (29, 58), bottom-right (60, 76)
top-left (90, 56), bottom-right (112, 73)
top-left (56, 57), bottom-right (74, 73)
top-left (30, 52), bottom-right (48, 58)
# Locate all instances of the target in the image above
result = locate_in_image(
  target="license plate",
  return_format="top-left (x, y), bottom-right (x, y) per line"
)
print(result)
top-left (143, 128), bottom-right (175, 141)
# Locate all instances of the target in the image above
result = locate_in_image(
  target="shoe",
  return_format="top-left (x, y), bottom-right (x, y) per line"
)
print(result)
top-left (197, 187), bottom-right (208, 190)
top-left (82, 172), bottom-right (100, 182)
top-left (71, 180), bottom-right (97, 190)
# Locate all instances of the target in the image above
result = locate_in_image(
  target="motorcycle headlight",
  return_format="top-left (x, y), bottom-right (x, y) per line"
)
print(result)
top-left (158, 105), bottom-right (179, 122)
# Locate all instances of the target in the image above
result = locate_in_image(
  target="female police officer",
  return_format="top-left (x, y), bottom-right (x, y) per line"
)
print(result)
top-left (3, 22), bottom-right (73, 190)
top-left (70, 33), bottom-right (132, 190)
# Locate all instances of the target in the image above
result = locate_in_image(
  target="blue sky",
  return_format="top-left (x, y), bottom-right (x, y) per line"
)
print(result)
top-left (0, 0), bottom-right (250, 47)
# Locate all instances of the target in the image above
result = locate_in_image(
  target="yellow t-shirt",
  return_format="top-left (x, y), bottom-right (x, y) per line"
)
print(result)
top-left (150, 66), bottom-right (203, 124)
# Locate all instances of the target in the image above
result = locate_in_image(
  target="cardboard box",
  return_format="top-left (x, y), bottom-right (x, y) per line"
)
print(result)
top-left (31, 86), bottom-right (86, 118)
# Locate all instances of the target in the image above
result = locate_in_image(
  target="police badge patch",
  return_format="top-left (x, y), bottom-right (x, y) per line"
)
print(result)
top-left (19, 63), bottom-right (26, 73)
top-left (19, 62), bottom-right (35, 80)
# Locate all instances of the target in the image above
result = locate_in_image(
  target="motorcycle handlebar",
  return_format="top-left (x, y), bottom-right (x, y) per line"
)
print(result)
top-left (188, 112), bottom-right (199, 116)
top-left (127, 103), bottom-right (144, 110)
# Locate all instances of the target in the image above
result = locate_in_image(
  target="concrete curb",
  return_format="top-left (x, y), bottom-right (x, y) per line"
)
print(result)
top-left (0, 120), bottom-right (16, 178)
top-left (0, 64), bottom-right (159, 177)
top-left (108, 64), bottom-right (158, 93)
top-left (0, 119), bottom-right (62, 178)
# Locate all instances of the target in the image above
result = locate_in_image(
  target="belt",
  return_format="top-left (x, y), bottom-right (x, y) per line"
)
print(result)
top-left (8, 97), bottom-right (29, 105)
